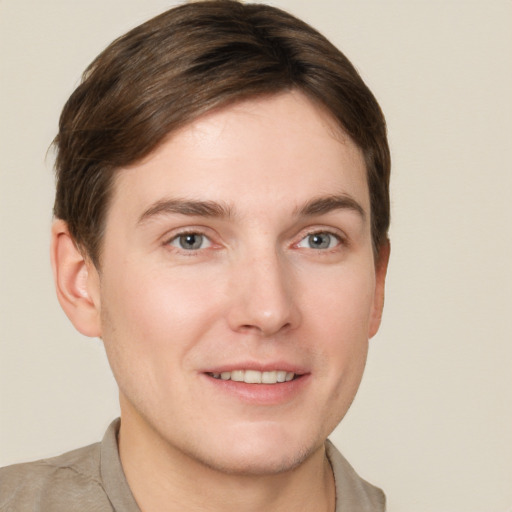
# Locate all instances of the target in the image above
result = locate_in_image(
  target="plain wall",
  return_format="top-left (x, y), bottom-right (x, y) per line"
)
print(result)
top-left (1, 1), bottom-right (511, 511)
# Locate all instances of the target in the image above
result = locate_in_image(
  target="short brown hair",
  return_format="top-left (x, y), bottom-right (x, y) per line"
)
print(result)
top-left (53, 0), bottom-right (390, 266)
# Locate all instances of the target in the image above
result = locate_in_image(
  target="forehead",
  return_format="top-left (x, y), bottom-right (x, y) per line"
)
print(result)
top-left (109, 91), bottom-right (369, 222)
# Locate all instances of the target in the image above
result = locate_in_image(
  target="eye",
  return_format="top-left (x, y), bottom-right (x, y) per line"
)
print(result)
top-left (297, 232), bottom-right (341, 250)
top-left (169, 233), bottom-right (212, 251)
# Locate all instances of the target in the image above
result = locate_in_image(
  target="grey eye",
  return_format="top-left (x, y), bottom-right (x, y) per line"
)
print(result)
top-left (181, 234), bottom-right (203, 250)
top-left (170, 233), bottom-right (211, 250)
top-left (297, 232), bottom-right (339, 250)
top-left (309, 233), bottom-right (331, 249)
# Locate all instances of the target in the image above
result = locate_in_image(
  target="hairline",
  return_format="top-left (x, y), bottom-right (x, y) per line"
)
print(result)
top-left (85, 89), bottom-right (382, 267)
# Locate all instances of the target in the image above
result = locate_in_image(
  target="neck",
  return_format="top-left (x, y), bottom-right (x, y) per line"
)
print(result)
top-left (118, 407), bottom-right (335, 512)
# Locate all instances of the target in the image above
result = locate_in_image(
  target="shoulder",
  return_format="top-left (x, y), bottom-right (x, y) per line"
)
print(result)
top-left (0, 443), bottom-right (112, 512)
top-left (326, 440), bottom-right (386, 512)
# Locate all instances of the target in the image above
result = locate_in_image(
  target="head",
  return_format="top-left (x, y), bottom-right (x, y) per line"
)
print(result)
top-left (51, 0), bottom-right (391, 476)
top-left (53, 0), bottom-right (390, 268)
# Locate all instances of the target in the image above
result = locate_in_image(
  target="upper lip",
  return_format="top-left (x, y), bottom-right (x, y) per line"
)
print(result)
top-left (202, 361), bottom-right (308, 375)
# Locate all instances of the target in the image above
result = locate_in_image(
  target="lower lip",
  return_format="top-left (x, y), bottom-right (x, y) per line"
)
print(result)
top-left (202, 374), bottom-right (310, 405)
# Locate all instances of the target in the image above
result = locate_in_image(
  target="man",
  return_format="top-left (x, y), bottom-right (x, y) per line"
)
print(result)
top-left (0, 1), bottom-right (390, 511)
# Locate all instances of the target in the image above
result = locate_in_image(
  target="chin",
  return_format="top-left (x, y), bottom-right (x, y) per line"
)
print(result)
top-left (193, 445), bottom-right (315, 477)
top-left (186, 423), bottom-right (323, 476)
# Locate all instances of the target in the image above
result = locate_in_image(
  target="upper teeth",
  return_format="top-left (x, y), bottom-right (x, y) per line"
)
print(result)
top-left (210, 370), bottom-right (295, 384)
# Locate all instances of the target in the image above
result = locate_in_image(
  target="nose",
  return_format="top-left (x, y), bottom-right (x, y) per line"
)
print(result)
top-left (226, 249), bottom-right (301, 337)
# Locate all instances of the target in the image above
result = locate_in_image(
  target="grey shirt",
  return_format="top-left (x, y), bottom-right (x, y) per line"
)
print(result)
top-left (0, 419), bottom-right (385, 511)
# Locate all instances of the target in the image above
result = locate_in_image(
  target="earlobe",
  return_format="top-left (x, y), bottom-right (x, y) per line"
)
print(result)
top-left (368, 240), bottom-right (390, 339)
top-left (51, 220), bottom-right (102, 337)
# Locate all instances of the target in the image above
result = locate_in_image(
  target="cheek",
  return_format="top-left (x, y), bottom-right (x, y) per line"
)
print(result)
top-left (303, 262), bottom-right (376, 341)
top-left (98, 264), bottom-right (225, 416)
top-left (100, 262), bottom-right (224, 362)
top-left (301, 264), bottom-right (375, 397)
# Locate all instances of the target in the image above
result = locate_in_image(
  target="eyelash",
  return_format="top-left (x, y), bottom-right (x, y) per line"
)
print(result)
top-left (163, 227), bottom-right (347, 255)
top-left (295, 229), bottom-right (345, 251)
top-left (165, 229), bottom-right (214, 253)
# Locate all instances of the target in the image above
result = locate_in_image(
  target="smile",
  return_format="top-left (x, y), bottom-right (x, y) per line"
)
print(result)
top-left (208, 370), bottom-right (296, 384)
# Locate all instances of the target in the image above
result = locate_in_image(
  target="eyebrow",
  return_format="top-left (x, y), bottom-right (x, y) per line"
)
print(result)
top-left (295, 194), bottom-right (366, 220)
top-left (138, 193), bottom-right (366, 225)
top-left (138, 198), bottom-right (233, 224)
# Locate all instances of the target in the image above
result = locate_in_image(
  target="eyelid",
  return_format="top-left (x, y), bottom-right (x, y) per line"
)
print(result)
top-left (169, 233), bottom-right (212, 250)
top-left (293, 227), bottom-right (347, 249)
top-left (162, 226), bottom-right (218, 253)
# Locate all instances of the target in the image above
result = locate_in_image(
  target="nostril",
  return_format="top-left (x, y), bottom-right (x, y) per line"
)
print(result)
top-left (238, 321), bottom-right (292, 336)
top-left (226, 267), bottom-right (301, 335)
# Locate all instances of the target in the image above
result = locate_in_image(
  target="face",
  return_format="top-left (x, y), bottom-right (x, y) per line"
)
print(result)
top-left (90, 91), bottom-right (387, 475)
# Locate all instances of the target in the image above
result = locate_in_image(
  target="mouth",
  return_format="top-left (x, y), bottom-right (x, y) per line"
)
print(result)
top-left (207, 370), bottom-right (299, 384)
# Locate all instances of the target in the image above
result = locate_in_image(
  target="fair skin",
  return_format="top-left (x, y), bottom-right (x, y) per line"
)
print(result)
top-left (52, 91), bottom-right (389, 512)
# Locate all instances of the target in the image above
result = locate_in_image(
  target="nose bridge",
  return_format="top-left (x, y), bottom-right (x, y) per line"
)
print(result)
top-left (227, 243), bottom-right (300, 336)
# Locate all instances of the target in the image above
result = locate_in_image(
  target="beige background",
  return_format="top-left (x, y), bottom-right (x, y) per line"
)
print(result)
top-left (1, 1), bottom-right (511, 511)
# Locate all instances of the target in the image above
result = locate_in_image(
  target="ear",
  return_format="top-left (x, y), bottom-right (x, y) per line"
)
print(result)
top-left (368, 240), bottom-right (390, 339)
top-left (50, 219), bottom-right (102, 337)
